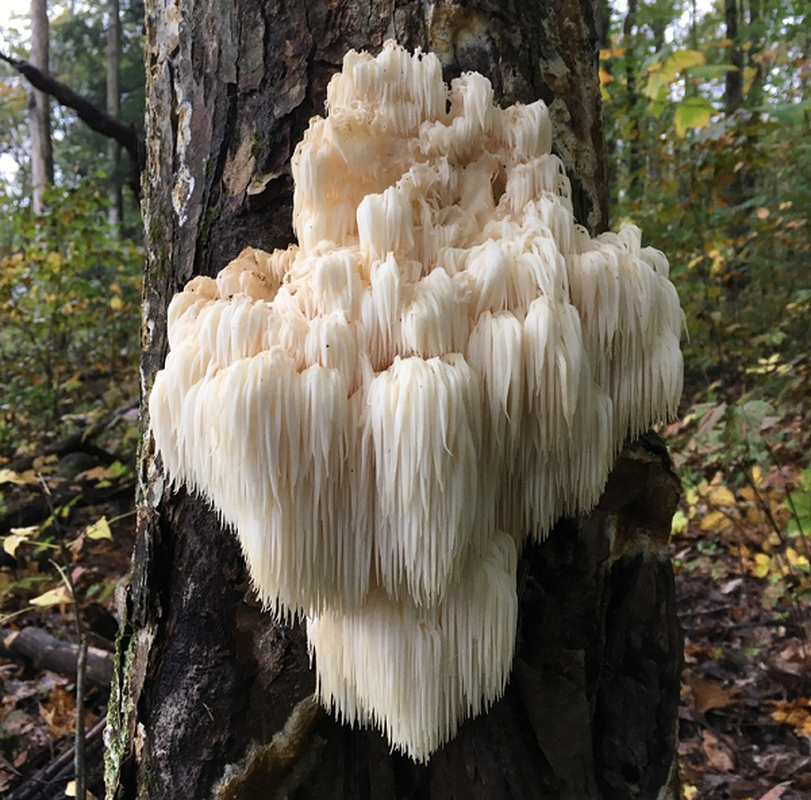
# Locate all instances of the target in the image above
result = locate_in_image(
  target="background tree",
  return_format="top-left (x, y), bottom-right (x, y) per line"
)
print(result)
top-left (105, 2), bottom-right (682, 799)
top-left (27, 0), bottom-right (53, 214)
top-left (106, 0), bottom-right (123, 227)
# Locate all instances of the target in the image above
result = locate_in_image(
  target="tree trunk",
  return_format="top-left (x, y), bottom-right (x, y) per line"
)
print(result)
top-left (106, 2), bottom-right (681, 798)
top-left (28, 0), bottom-right (53, 215)
top-left (622, 0), bottom-right (643, 201)
top-left (106, 0), bottom-right (123, 228)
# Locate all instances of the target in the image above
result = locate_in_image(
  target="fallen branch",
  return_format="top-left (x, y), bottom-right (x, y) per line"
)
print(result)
top-left (0, 626), bottom-right (113, 687)
top-left (0, 51), bottom-right (142, 196)
top-left (6, 716), bottom-right (106, 800)
top-left (0, 478), bottom-right (135, 537)
top-left (7, 398), bottom-right (139, 475)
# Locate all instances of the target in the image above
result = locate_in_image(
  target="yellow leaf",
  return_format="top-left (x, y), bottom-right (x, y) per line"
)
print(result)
top-left (3, 535), bottom-right (25, 557)
top-left (599, 67), bottom-right (613, 86)
top-left (751, 553), bottom-right (771, 578)
top-left (786, 548), bottom-right (810, 569)
top-left (738, 486), bottom-right (756, 502)
top-left (0, 468), bottom-right (27, 485)
top-left (700, 511), bottom-right (727, 531)
top-left (45, 251), bottom-right (63, 270)
top-left (707, 486), bottom-right (736, 506)
top-left (599, 47), bottom-right (625, 59)
top-left (743, 65), bottom-right (758, 93)
top-left (85, 516), bottom-right (113, 541)
top-left (110, 296), bottom-right (124, 311)
top-left (30, 585), bottom-right (72, 607)
top-left (751, 465), bottom-right (763, 488)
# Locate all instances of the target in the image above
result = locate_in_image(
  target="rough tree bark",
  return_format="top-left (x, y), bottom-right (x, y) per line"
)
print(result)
top-left (106, 2), bottom-right (682, 798)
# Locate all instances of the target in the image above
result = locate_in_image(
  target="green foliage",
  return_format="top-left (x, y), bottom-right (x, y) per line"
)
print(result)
top-left (602, 0), bottom-right (810, 394)
top-left (0, 183), bottom-right (142, 449)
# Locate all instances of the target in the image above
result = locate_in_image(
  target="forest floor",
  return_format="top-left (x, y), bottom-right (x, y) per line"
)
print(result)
top-left (666, 383), bottom-right (811, 800)
top-left (0, 386), bottom-right (809, 799)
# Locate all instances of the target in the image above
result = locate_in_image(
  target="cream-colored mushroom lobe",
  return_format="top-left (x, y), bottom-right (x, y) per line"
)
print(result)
top-left (149, 41), bottom-right (684, 762)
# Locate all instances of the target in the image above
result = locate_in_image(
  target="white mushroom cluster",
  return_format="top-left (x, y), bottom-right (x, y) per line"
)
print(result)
top-left (149, 41), bottom-right (683, 762)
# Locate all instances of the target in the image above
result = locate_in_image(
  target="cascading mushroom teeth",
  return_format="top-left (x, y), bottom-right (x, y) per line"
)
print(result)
top-left (149, 40), bottom-right (684, 762)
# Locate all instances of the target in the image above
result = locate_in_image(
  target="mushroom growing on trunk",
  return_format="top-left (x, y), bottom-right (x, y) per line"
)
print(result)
top-left (149, 41), bottom-right (683, 763)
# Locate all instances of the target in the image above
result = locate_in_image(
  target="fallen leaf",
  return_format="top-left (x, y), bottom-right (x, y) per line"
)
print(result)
top-left (29, 585), bottom-right (72, 607)
top-left (79, 465), bottom-right (117, 482)
top-left (707, 485), bottom-right (737, 506)
top-left (720, 577), bottom-right (743, 595)
top-left (701, 730), bottom-right (734, 772)
top-left (771, 699), bottom-right (811, 737)
top-left (700, 511), bottom-right (730, 532)
top-left (0, 468), bottom-right (28, 485)
top-left (65, 781), bottom-right (98, 799)
top-left (84, 516), bottom-right (113, 541)
top-left (751, 553), bottom-right (771, 578)
top-left (758, 783), bottom-right (791, 799)
top-left (3, 534), bottom-right (25, 557)
top-left (685, 673), bottom-right (739, 713)
top-left (786, 547), bottom-right (809, 569)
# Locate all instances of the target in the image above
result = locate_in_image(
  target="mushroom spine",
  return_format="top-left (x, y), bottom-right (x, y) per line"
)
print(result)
top-left (149, 41), bottom-right (684, 762)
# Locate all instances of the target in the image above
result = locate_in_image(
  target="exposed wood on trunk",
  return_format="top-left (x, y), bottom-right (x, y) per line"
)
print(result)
top-left (106, 2), bottom-right (680, 798)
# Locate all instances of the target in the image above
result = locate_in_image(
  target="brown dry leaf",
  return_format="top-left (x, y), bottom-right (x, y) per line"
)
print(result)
top-left (701, 730), bottom-right (735, 772)
top-left (738, 486), bottom-right (756, 503)
top-left (38, 684), bottom-right (76, 738)
top-left (685, 672), bottom-right (739, 713)
top-left (770, 699), bottom-right (811, 737)
top-left (78, 465), bottom-right (117, 482)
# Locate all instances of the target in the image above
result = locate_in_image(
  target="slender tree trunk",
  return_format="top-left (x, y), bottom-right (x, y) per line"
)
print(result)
top-left (106, 0), bottom-right (123, 229)
top-left (28, 0), bottom-right (53, 214)
top-left (106, 2), bottom-right (680, 798)
top-left (622, 0), bottom-right (643, 202)
top-left (725, 0), bottom-right (744, 116)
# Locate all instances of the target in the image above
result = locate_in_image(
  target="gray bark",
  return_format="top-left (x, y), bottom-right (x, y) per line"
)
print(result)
top-left (107, 0), bottom-right (123, 227)
top-left (28, 0), bottom-right (53, 214)
top-left (106, 2), bottom-right (681, 798)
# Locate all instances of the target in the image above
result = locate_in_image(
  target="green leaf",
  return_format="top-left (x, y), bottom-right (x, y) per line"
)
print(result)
top-left (668, 49), bottom-right (707, 71)
top-left (769, 99), bottom-right (811, 125)
top-left (686, 64), bottom-right (738, 79)
top-left (645, 49), bottom-right (707, 99)
top-left (674, 97), bottom-right (714, 137)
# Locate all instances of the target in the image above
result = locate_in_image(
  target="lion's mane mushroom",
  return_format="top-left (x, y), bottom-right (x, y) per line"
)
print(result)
top-left (149, 41), bottom-right (684, 762)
